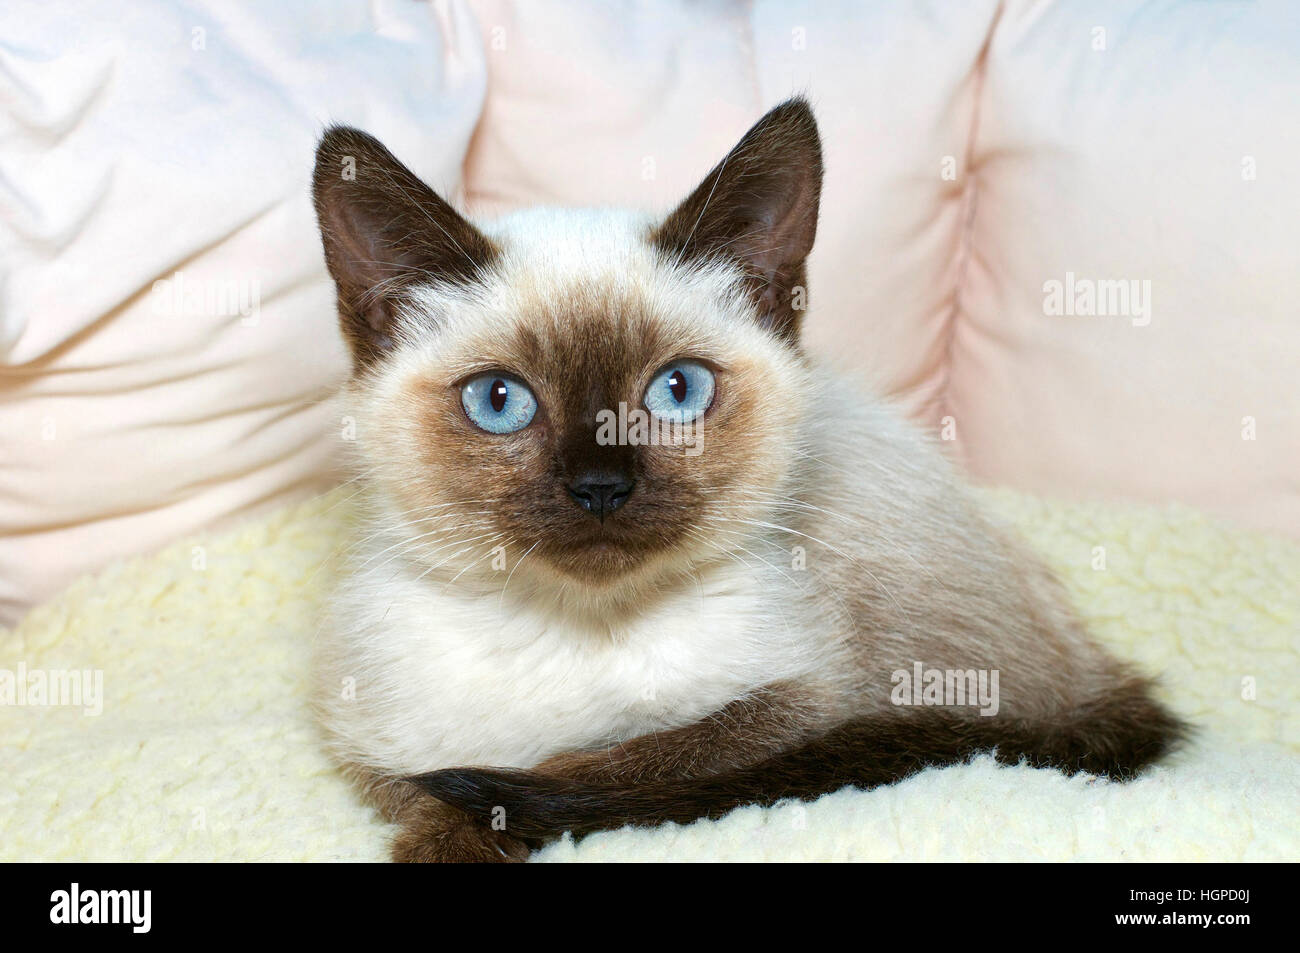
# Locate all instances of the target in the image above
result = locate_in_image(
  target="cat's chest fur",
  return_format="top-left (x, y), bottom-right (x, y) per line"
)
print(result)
top-left (320, 552), bottom-right (820, 777)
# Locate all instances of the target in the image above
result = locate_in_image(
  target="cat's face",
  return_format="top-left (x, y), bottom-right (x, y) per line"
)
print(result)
top-left (350, 213), bottom-right (813, 587)
top-left (314, 101), bottom-right (822, 592)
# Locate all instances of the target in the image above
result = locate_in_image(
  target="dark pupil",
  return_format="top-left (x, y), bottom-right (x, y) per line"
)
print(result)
top-left (668, 370), bottom-right (688, 403)
top-left (489, 380), bottom-right (508, 413)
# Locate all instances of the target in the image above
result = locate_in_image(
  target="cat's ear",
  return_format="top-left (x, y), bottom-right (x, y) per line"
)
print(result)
top-left (652, 98), bottom-right (823, 342)
top-left (311, 126), bottom-right (497, 370)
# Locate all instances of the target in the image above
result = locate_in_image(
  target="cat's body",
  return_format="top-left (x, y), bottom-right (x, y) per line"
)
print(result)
top-left (312, 101), bottom-right (1182, 861)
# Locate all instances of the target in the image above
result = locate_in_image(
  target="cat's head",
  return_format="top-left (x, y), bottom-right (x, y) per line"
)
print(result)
top-left (313, 100), bottom-right (822, 595)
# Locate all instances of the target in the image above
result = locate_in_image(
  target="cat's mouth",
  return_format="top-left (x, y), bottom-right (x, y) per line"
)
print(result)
top-left (538, 520), bottom-right (677, 583)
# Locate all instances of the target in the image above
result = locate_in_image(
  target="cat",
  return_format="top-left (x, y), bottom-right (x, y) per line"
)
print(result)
top-left (310, 98), bottom-right (1184, 862)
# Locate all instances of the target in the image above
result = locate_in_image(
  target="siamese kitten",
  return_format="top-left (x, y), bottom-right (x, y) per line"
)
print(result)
top-left (311, 99), bottom-right (1183, 862)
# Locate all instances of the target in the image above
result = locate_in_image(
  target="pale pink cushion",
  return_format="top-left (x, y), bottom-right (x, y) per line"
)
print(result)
top-left (0, 0), bottom-right (486, 624)
top-left (950, 0), bottom-right (1300, 537)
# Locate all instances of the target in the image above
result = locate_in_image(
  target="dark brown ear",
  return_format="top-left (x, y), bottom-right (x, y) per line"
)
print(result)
top-left (651, 98), bottom-right (823, 342)
top-left (311, 126), bottom-right (497, 370)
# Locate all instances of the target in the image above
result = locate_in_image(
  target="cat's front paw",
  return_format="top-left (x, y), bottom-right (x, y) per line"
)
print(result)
top-left (392, 804), bottom-right (531, 863)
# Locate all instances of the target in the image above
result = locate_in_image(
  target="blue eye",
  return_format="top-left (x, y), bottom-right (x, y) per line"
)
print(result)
top-left (461, 373), bottom-right (537, 434)
top-left (644, 360), bottom-right (715, 423)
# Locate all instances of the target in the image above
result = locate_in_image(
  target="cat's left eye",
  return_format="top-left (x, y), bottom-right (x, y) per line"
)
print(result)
top-left (644, 360), bottom-right (715, 423)
top-left (460, 373), bottom-right (538, 434)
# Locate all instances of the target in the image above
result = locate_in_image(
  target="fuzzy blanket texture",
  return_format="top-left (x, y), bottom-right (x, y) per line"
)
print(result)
top-left (2, 487), bottom-right (1297, 862)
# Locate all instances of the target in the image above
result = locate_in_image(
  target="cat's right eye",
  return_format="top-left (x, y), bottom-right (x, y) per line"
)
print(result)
top-left (460, 373), bottom-right (538, 434)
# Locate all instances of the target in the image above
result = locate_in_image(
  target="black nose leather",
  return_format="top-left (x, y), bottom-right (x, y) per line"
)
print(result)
top-left (566, 472), bottom-right (635, 520)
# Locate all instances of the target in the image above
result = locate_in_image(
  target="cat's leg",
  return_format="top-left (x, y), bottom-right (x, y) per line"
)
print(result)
top-left (390, 794), bottom-right (532, 864)
top-left (526, 681), bottom-right (832, 785)
top-left (411, 674), bottom-right (1185, 840)
top-left (354, 770), bottom-right (532, 863)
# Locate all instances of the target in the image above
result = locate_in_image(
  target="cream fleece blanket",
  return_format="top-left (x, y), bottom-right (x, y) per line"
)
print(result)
top-left (3, 487), bottom-right (1297, 862)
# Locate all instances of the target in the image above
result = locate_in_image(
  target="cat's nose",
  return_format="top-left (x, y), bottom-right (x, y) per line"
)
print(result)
top-left (565, 471), bottom-right (635, 520)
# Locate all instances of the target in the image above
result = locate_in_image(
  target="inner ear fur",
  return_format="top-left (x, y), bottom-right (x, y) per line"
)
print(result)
top-left (651, 98), bottom-right (824, 343)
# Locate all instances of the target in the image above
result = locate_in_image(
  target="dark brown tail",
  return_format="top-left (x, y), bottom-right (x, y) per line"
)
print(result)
top-left (410, 684), bottom-right (1186, 840)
